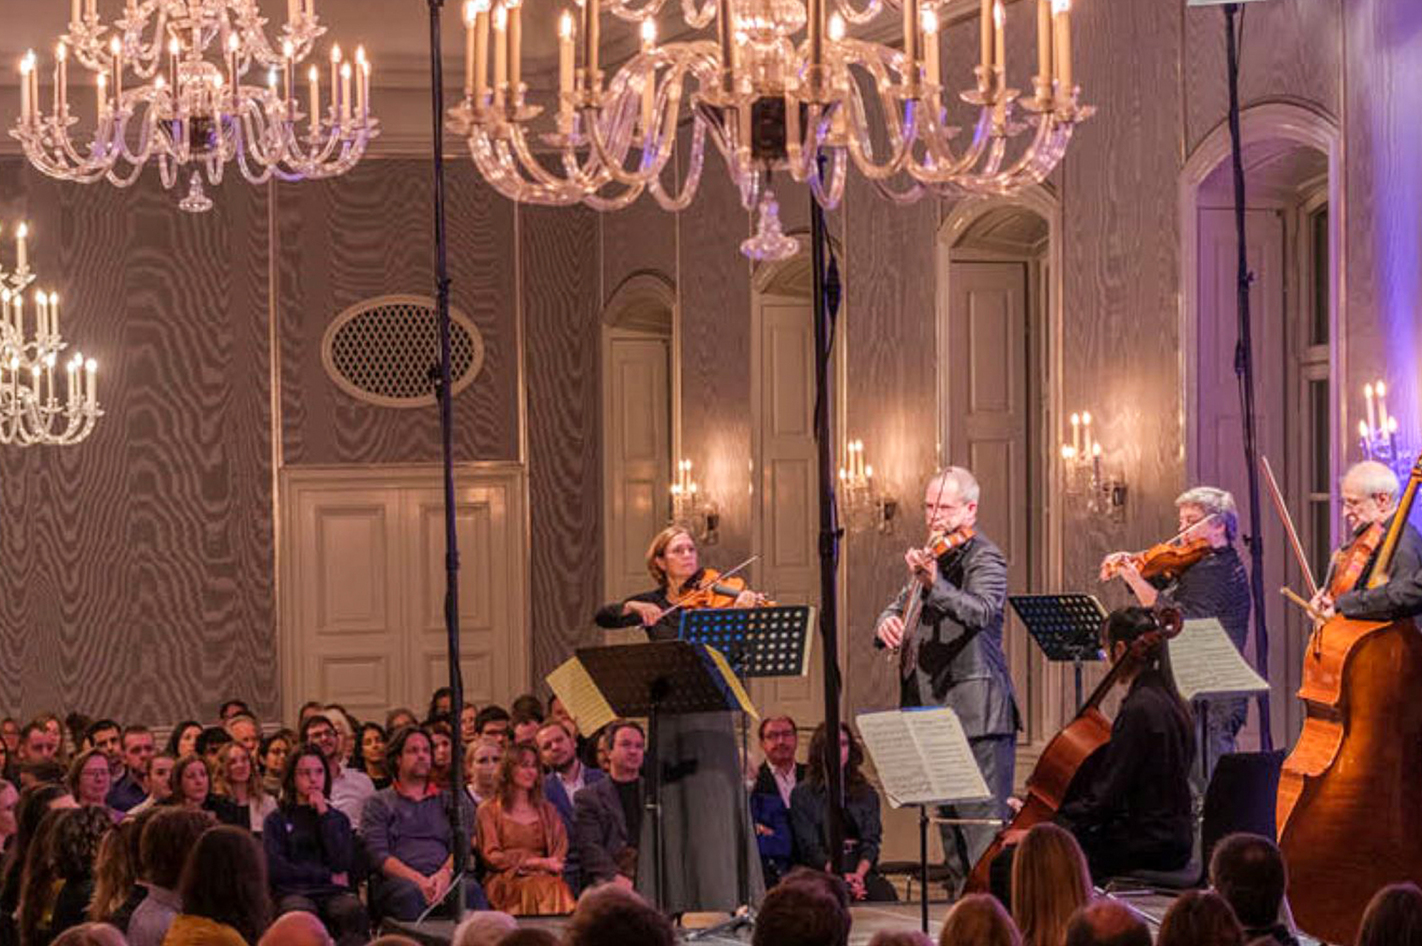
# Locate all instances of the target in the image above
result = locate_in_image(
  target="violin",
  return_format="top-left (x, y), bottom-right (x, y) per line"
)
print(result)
top-left (890, 527), bottom-right (976, 675)
top-left (1101, 514), bottom-right (1220, 583)
top-left (1324, 521), bottom-right (1386, 599)
top-left (668, 568), bottom-right (774, 610)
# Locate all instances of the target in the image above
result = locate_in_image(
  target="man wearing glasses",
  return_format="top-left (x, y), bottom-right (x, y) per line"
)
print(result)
top-left (301, 714), bottom-right (376, 833)
top-left (1312, 460), bottom-right (1422, 621)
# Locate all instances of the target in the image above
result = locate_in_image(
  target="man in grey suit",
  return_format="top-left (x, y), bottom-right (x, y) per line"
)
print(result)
top-left (876, 466), bottom-right (1020, 895)
top-left (573, 720), bottom-right (646, 891)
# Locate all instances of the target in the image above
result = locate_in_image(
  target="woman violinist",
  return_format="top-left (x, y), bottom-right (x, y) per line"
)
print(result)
top-left (589, 523), bottom-right (767, 915)
top-left (1099, 487), bottom-right (1250, 779)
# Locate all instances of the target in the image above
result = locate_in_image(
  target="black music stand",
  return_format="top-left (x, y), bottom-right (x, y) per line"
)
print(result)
top-left (1009, 594), bottom-right (1107, 710)
top-left (574, 640), bottom-right (748, 913)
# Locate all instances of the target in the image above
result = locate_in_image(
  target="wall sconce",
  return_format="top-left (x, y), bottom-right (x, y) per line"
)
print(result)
top-left (671, 458), bottom-right (720, 545)
top-left (1359, 380), bottom-right (1412, 481)
top-left (839, 439), bottom-right (897, 534)
top-left (1061, 411), bottom-right (1126, 521)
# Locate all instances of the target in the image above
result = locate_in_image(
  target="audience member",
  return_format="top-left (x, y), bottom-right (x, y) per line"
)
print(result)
top-left (366, 937), bottom-right (419, 946)
top-left (224, 716), bottom-right (262, 761)
top-left (939, 893), bottom-right (1022, 946)
top-left (790, 723), bottom-right (895, 902)
top-left (87, 813), bottom-right (149, 930)
top-left (1357, 882), bottom-right (1422, 946)
top-left (161, 757), bottom-right (244, 828)
top-left (126, 754), bottom-right (176, 818)
top-left (547, 699), bottom-right (595, 771)
top-left (1, 720), bottom-right (17, 757)
top-left (356, 725), bottom-right (389, 790)
top-left (195, 728), bottom-right (233, 766)
top-left (426, 689), bottom-right (455, 724)
top-left (476, 742), bottom-right (574, 915)
top-left (17, 724), bottom-right (59, 766)
top-left (564, 885), bottom-right (675, 946)
top-left (749, 716), bottom-right (802, 887)
top-left (18, 761), bottom-right (66, 791)
top-left (466, 739), bottom-right (501, 808)
top-left (383, 710), bottom-right (417, 735)
top-left (323, 708), bottom-right (361, 770)
top-left (263, 746), bottom-right (366, 946)
top-left (508, 714), bottom-right (541, 747)
top-left (751, 868), bottom-right (851, 946)
top-left (168, 825), bottom-right (271, 946)
top-left (37, 717), bottom-right (67, 764)
top-left (428, 721), bottom-right (455, 792)
top-left (1157, 890), bottom-right (1243, 946)
top-left (573, 721), bottom-right (645, 891)
top-left (50, 924), bottom-right (125, 946)
top-left (299, 716), bottom-right (373, 835)
top-left (67, 752), bottom-right (116, 820)
top-left (297, 705), bottom-right (327, 730)
top-left (0, 739), bottom-right (10, 786)
top-left (219, 702), bottom-right (253, 724)
top-left (1208, 833), bottom-right (1295, 945)
top-left (458, 706), bottom-right (478, 748)
top-left (499, 931), bottom-right (560, 946)
top-left (256, 912), bottom-right (331, 946)
top-left (16, 807), bottom-right (67, 946)
top-left (259, 734), bottom-right (293, 798)
top-left (1011, 823), bottom-right (1092, 946)
top-left (509, 695), bottom-right (544, 725)
top-left (536, 720), bottom-right (603, 895)
top-left (867, 934), bottom-right (932, 946)
top-left (449, 912), bottom-right (516, 946)
top-left (473, 708), bottom-right (511, 747)
top-left (47, 807), bottom-right (114, 940)
top-left (109, 728), bottom-right (155, 813)
top-left (1, 784), bottom-right (72, 945)
top-left (214, 743), bottom-right (276, 835)
top-left (361, 725), bottom-right (486, 920)
top-left (1063, 901), bottom-right (1151, 946)
top-left (164, 724), bottom-right (202, 761)
top-left (127, 809), bottom-right (214, 946)
top-left (0, 780), bottom-right (18, 850)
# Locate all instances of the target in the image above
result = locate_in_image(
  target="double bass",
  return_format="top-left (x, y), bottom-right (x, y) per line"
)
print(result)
top-left (1276, 451), bottom-right (1422, 944)
top-left (965, 604), bottom-right (1183, 892)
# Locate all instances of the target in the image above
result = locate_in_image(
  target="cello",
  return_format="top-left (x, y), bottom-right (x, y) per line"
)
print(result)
top-left (965, 604), bottom-right (1183, 892)
top-left (1277, 450), bottom-right (1422, 944)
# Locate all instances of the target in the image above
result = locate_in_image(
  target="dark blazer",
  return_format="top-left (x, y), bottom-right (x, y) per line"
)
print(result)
top-left (788, 780), bottom-right (884, 872)
top-left (573, 775), bottom-right (636, 886)
top-left (1337, 520), bottom-right (1422, 620)
top-left (876, 533), bottom-right (1020, 738)
top-left (750, 762), bottom-right (805, 869)
top-left (595, 587), bottom-right (678, 640)
top-left (545, 766), bottom-right (606, 893)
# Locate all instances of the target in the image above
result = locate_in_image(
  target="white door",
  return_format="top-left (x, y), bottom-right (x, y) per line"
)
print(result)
top-left (751, 293), bottom-right (823, 724)
top-left (946, 262), bottom-right (1031, 726)
top-left (283, 466), bottom-right (529, 719)
top-left (1196, 206), bottom-right (1286, 750)
top-left (602, 330), bottom-right (672, 602)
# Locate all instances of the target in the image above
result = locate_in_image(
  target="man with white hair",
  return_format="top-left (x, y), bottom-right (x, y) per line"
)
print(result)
top-left (1101, 485), bottom-right (1252, 777)
top-left (874, 466), bottom-right (1019, 896)
top-left (1313, 460), bottom-right (1422, 621)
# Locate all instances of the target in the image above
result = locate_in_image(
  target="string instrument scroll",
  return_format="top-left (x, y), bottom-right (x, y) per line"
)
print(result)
top-left (889, 526), bottom-right (977, 680)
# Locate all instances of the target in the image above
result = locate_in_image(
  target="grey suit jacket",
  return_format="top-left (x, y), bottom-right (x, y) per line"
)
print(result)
top-left (877, 532), bottom-right (1020, 739)
top-left (572, 774), bottom-right (634, 886)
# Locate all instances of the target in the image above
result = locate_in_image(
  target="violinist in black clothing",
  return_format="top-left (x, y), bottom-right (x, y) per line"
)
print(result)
top-left (1057, 606), bottom-right (1195, 882)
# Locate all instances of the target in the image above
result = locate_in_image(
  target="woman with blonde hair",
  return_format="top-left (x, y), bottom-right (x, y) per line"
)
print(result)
top-left (1012, 823), bottom-right (1093, 946)
top-left (938, 893), bottom-right (1022, 946)
top-left (475, 743), bottom-right (574, 916)
top-left (212, 743), bottom-right (275, 835)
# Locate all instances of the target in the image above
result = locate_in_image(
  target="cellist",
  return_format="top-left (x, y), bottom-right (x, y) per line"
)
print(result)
top-left (1311, 461), bottom-right (1422, 621)
top-left (1100, 486), bottom-right (1250, 780)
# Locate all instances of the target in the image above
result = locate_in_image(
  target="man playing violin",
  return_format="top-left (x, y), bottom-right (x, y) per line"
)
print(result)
top-left (1311, 460), bottom-right (1422, 621)
top-left (874, 467), bottom-right (1019, 897)
top-left (1100, 487), bottom-right (1250, 782)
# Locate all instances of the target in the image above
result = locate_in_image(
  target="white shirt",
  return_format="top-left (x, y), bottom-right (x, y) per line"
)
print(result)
top-left (556, 760), bottom-right (588, 799)
top-left (771, 762), bottom-right (797, 808)
top-left (330, 765), bottom-right (375, 833)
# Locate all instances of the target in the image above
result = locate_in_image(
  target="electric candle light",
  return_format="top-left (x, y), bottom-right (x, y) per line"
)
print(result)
top-left (980, 0), bottom-right (993, 80)
top-left (1052, 0), bottom-right (1072, 91)
top-left (469, 0), bottom-right (491, 106)
top-left (97, 72), bottom-right (107, 122)
top-left (1365, 383), bottom-right (1377, 438)
top-left (508, 0), bottom-right (523, 102)
top-left (20, 52), bottom-right (35, 124)
top-left (465, 1), bottom-right (478, 94)
top-left (330, 45), bottom-right (342, 110)
top-left (1070, 412), bottom-right (1080, 454)
top-left (558, 11), bottom-right (575, 100)
top-left (1081, 410), bottom-right (1092, 458)
top-left (493, 4), bottom-right (508, 109)
top-left (15, 223), bottom-right (28, 274)
top-left (307, 64), bottom-right (320, 135)
top-left (356, 47), bottom-right (369, 117)
top-left (1376, 381), bottom-right (1390, 435)
top-left (993, 1), bottom-right (1005, 93)
top-left (640, 18), bottom-right (656, 135)
top-left (922, 10), bottom-right (940, 90)
top-left (1036, 0), bottom-right (1052, 91)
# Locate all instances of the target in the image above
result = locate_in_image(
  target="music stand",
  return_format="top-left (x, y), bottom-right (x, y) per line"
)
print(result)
top-left (1009, 594), bottom-right (1107, 710)
top-left (574, 640), bottom-right (751, 913)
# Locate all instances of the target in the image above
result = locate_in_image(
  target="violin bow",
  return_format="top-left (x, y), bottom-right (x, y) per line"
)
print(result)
top-left (658, 554), bottom-right (762, 622)
top-left (1260, 454), bottom-right (1319, 598)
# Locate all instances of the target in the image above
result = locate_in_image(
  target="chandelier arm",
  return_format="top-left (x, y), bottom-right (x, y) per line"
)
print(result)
top-left (871, 177), bottom-right (928, 204)
top-left (646, 117), bottom-right (708, 211)
top-left (807, 145), bottom-right (848, 209)
top-left (909, 106), bottom-right (996, 181)
top-left (832, 0), bottom-right (884, 26)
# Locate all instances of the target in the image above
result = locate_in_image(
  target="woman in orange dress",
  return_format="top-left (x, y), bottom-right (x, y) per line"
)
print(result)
top-left (475, 743), bottom-right (575, 916)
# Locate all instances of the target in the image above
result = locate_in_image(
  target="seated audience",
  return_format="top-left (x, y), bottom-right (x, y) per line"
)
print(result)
top-left (384, 710), bottom-right (418, 735)
top-left (563, 886), bottom-right (675, 946)
top-left (164, 724), bottom-right (202, 761)
top-left (510, 695), bottom-right (544, 724)
top-left (165, 825), bottom-right (270, 946)
top-left (356, 725), bottom-right (390, 790)
top-left (259, 734), bottom-right (293, 798)
top-left (1157, 890), bottom-right (1243, 946)
top-left (87, 813), bottom-right (151, 931)
top-left (126, 754), bottom-right (176, 818)
top-left (322, 709), bottom-right (360, 770)
top-left (1, 784), bottom-right (73, 946)
top-left (297, 705), bottom-right (327, 730)
top-left (476, 742), bottom-right (574, 916)
top-left (37, 717), bottom-right (66, 765)
top-left (16, 724), bottom-right (60, 767)
top-left (1011, 823), bottom-right (1093, 946)
top-left (508, 714), bottom-right (540, 747)
top-left (127, 809), bottom-right (215, 946)
top-left (108, 727), bottom-right (155, 813)
top-left (219, 702), bottom-right (253, 724)
top-left (429, 721), bottom-right (455, 792)
top-left (426, 688), bottom-right (455, 723)
top-left (473, 708), bottom-right (511, 747)
top-left (458, 705), bottom-right (478, 748)
top-left (51, 925), bottom-right (125, 946)
top-left (1208, 833), bottom-right (1296, 945)
top-left (0, 780), bottom-right (18, 851)
top-left (361, 725), bottom-right (486, 920)
top-left (1063, 901), bottom-right (1151, 946)
top-left (16, 807), bottom-right (68, 946)
top-left (47, 807), bottom-right (114, 941)
top-left (299, 717), bottom-right (373, 835)
top-left (67, 751), bottom-right (118, 821)
top-left (750, 868), bottom-right (851, 946)
top-left (1357, 882), bottom-right (1422, 946)
top-left (548, 698), bottom-right (598, 771)
top-left (0, 740), bottom-right (10, 787)
top-left (256, 912), bottom-right (331, 946)
top-left (466, 738), bottom-right (501, 809)
top-left (536, 719), bottom-right (603, 895)
top-left (214, 744), bottom-right (276, 835)
top-left (80, 723), bottom-right (123, 791)
top-left (938, 893), bottom-right (1021, 946)
top-left (500, 931), bottom-right (560, 946)
top-left (161, 757), bottom-right (244, 828)
top-left (573, 720), bottom-right (645, 890)
top-left (1057, 607), bottom-right (1194, 881)
top-left (450, 912), bottom-right (516, 946)
top-left (789, 723), bottom-right (895, 902)
top-left (263, 747), bottom-right (366, 946)
top-left (1, 719), bottom-right (17, 756)
top-left (18, 761), bottom-right (66, 791)
top-left (749, 716), bottom-right (803, 887)
top-left (223, 716), bottom-right (261, 760)
top-left (867, 934), bottom-right (932, 946)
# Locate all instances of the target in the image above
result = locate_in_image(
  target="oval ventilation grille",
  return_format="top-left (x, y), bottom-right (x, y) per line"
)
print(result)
top-left (322, 295), bottom-right (485, 408)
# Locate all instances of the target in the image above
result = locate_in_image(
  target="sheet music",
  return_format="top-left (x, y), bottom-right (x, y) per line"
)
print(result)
top-left (1170, 618), bottom-right (1270, 701)
top-left (546, 657), bottom-right (617, 735)
top-left (704, 645), bottom-right (760, 719)
top-left (855, 708), bottom-right (990, 808)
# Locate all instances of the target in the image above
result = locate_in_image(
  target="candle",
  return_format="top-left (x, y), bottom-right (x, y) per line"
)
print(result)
top-left (903, 0), bottom-right (920, 85)
top-left (1365, 383), bottom-right (1377, 438)
top-left (15, 222), bottom-right (27, 273)
top-left (289, 0), bottom-right (300, 23)
top-left (307, 64), bottom-right (320, 135)
top-left (56, 42), bottom-right (68, 114)
top-left (86, 0), bottom-right (96, 18)
top-left (716, 0), bottom-right (734, 91)
top-left (48, 292), bottom-right (58, 338)
top-left (1070, 412), bottom-right (1080, 454)
top-left (112, 37), bottom-right (124, 100)
top-left (472, 0), bottom-right (490, 106)
top-left (640, 18), bottom-right (656, 135)
top-left (356, 48), bottom-right (368, 117)
top-left (85, 358), bottom-right (96, 407)
top-left (464, 1), bottom-right (477, 94)
top-left (558, 11), bottom-right (574, 99)
top-left (1037, 0), bottom-right (1052, 87)
top-left (20, 52), bottom-right (34, 123)
top-left (980, 0), bottom-right (993, 77)
top-left (510, 0), bottom-right (523, 102)
top-left (585, 0), bottom-right (600, 94)
top-left (330, 45), bottom-right (342, 110)
top-left (993, 1), bottom-right (1005, 93)
top-left (72, 0), bottom-right (81, 23)
top-left (282, 41), bottom-right (294, 108)
top-left (1081, 410), bottom-right (1092, 459)
top-left (66, 359), bottom-right (77, 407)
top-left (1053, 0), bottom-right (1072, 92)
top-left (34, 291), bottom-right (47, 338)
top-left (493, 5), bottom-right (507, 109)
top-left (338, 62), bottom-right (351, 123)
top-left (1377, 381), bottom-right (1390, 435)
top-left (97, 72), bottom-right (107, 121)
top-left (922, 10), bottom-right (940, 90)
top-left (13, 292), bottom-right (21, 339)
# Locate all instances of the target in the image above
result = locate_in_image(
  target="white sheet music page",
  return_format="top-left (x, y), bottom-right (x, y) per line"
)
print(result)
top-left (855, 708), bottom-right (990, 808)
top-left (1170, 618), bottom-right (1270, 701)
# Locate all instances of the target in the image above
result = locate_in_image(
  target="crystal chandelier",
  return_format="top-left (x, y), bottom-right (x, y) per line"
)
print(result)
top-left (11, 0), bottom-right (379, 213)
top-left (0, 223), bottom-right (102, 447)
top-left (449, 0), bottom-right (1090, 258)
